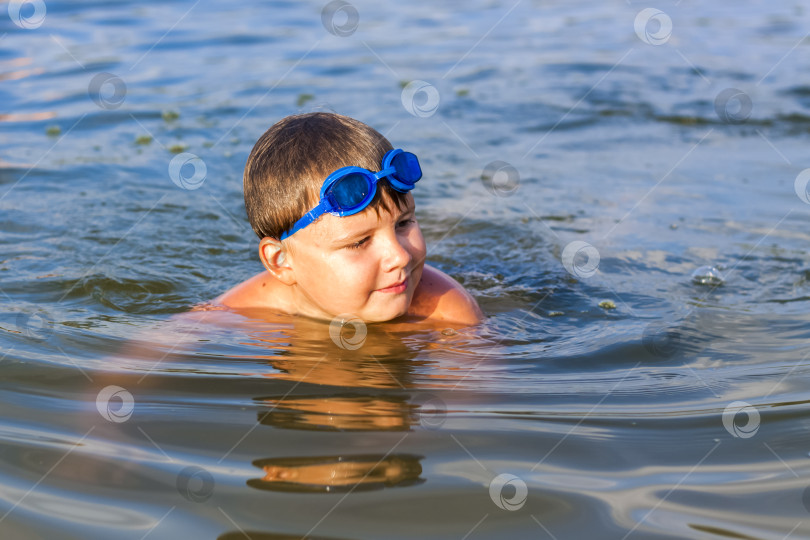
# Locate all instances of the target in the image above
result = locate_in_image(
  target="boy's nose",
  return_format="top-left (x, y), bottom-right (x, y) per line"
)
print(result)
top-left (381, 233), bottom-right (412, 271)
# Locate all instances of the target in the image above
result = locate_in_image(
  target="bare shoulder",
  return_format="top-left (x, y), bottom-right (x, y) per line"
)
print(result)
top-left (409, 264), bottom-right (484, 325)
top-left (211, 271), bottom-right (284, 310)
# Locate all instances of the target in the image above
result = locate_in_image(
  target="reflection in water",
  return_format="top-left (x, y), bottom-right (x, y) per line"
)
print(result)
top-left (248, 454), bottom-right (425, 493)
top-left (239, 311), bottom-right (427, 389)
top-left (248, 316), bottom-right (421, 433)
top-left (257, 394), bottom-right (414, 431)
top-left (244, 318), bottom-right (446, 499)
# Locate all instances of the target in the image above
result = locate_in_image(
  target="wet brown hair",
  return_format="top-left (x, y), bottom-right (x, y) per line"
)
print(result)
top-left (244, 112), bottom-right (410, 240)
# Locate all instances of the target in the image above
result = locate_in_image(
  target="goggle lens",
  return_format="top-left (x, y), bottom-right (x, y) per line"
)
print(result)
top-left (330, 172), bottom-right (370, 210)
top-left (391, 151), bottom-right (422, 185)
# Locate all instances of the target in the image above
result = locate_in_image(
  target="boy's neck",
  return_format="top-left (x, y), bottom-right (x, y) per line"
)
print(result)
top-left (288, 283), bottom-right (334, 321)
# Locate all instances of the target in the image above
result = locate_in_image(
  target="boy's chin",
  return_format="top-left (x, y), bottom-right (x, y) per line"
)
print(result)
top-left (364, 298), bottom-right (411, 323)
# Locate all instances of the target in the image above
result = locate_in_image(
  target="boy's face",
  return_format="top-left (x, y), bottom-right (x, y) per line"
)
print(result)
top-left (286, 193), bottom-right (426, 323)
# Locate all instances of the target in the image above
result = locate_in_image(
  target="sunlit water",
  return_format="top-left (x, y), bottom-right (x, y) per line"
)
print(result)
top-left (3, 0), bottom-right (810, 538)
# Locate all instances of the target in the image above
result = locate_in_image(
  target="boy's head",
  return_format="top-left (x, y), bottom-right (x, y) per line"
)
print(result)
top-left (243, 112), bottom-right (426, 323)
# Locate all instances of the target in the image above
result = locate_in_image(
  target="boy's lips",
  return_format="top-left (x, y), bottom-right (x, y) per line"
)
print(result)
top-left (376, 277), bottom-right (407, 294)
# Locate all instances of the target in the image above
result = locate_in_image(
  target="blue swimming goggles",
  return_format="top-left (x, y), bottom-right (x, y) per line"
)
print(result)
top-left (279, 149), bottom-right (422, 240)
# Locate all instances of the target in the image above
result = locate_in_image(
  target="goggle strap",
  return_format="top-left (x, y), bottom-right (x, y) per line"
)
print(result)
top-left (280, 199), bottom-right (330, 240)
top-left (375, 165), bottom-right (396, 180)
top-left (373, 164), bottom-right (414, 192)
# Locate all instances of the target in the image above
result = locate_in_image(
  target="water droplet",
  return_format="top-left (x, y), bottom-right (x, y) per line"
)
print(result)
top-left (691, 265), bottom-right (725, 286)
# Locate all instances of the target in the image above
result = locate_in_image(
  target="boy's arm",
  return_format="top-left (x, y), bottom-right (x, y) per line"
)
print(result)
top-left (410, 264), bottom-right (484, 325)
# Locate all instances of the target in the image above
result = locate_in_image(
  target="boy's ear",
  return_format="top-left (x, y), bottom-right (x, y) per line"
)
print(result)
top-left (258, 237), bottom-right (296, 285)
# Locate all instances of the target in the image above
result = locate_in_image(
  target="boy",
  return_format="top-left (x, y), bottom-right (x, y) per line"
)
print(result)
top-left (214, 112), bottom-right (483, 325)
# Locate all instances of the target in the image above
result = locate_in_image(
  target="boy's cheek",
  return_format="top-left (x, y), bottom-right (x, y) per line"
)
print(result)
top-left (411, 227), bottom-right (427, 261)
top-left (331, 255), bottom-right (375, 290)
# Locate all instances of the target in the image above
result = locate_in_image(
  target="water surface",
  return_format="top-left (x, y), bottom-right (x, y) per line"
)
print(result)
top-left (3, 0), bottom-right (810, 538)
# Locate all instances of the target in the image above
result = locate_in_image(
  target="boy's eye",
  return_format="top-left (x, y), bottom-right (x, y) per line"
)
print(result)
top-left (397, 218), bottom-right (415, 228)
top-left (347, 237), bottom-right (369, 250)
